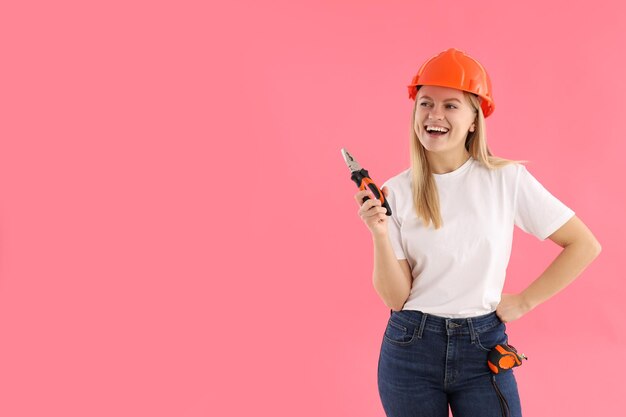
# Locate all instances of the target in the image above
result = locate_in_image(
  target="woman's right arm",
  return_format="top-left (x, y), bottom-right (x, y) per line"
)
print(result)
top-left (372, 233), bottom-right (412, 311)
top-left (355, 187), bottom-right (412, 311)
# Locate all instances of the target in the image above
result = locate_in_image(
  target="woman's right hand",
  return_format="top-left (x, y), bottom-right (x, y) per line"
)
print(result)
top-left (354, 186), bottom-right (389, 236)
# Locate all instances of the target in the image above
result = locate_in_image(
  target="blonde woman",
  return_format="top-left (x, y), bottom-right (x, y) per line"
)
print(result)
top-left (354, 48), bottom-right (601, 417)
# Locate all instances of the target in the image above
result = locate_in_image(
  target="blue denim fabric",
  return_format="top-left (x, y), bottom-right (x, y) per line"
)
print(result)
top-left (377, 309), bottom-right (522, 417)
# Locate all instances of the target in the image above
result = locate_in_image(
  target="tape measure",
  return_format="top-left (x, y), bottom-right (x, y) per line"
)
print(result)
top-left (488, 344), bottom-right (528, 374)
top-left (488, 344), bottom-right (528, 417)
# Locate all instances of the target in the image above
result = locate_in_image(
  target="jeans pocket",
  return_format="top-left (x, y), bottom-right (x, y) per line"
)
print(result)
top-left (383, 316), bottom-right (417, 346)
top-left (474, 322), bottom-right (508, 352)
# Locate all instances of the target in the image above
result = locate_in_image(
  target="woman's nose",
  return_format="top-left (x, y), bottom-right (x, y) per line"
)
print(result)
top-left (428, 110), bottom-right (443, 120)
top-left (428, 105), bottom-right (445, 119)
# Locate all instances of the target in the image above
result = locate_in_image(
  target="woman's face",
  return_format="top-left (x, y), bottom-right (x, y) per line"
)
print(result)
top-left (414, 85), bottom-right (477, 155)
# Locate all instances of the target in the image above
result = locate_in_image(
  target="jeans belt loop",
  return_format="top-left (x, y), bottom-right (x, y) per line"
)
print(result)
top-left (467, 317), bottom-right (477, 343)
top-left (417, 312), bottom-right (428, 339)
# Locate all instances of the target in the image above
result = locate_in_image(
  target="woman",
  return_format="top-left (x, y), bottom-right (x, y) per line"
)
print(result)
top-left (354, 48), bottom-right (601, 417)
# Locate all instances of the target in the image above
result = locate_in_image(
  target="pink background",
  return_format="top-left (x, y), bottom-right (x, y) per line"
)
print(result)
top-left (0, 1), bottom-right (622, 416)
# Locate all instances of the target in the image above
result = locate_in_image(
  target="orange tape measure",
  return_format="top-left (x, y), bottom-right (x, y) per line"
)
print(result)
top-left (488, 344), bottom-right (528, 374)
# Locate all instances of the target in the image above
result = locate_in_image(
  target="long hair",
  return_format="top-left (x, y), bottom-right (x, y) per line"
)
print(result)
top-left (409, 91), bottom-right (528, 229)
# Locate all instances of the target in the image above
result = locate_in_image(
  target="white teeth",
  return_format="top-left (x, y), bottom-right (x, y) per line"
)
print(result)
top-left (426, 126), bottom-right (449, 133)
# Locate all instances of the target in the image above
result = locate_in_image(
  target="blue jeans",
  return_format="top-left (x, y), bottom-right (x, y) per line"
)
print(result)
top-left (377, 309), bottom-right (522, 417)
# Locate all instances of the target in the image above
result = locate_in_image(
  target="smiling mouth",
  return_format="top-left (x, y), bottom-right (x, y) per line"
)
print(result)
top-left (424, 127), bottom-right (450, 137)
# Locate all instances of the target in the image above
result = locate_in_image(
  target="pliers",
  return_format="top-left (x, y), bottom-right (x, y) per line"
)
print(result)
top-left (341, 148), bottom-right (392, 216)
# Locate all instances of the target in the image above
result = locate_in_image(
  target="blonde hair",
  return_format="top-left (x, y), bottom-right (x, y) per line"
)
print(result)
top-left (409, 91), bottom-right (528, 229)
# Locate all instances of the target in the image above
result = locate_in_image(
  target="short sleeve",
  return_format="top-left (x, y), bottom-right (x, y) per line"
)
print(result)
top-left (514, 165), bottom-right (575, 241)
top-left (382, 180), bottom-right (407, 260)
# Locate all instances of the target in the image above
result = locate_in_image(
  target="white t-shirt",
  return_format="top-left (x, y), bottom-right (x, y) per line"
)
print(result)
top-left (381, 156), bottom-right (575, 318)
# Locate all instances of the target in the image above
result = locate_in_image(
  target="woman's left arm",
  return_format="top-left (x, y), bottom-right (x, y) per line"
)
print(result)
top-left (496, 215), bottom-right (602, 323)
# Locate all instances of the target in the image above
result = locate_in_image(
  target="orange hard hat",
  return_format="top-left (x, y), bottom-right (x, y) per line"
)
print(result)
top-left (407, 48), bottom-right (495, 118)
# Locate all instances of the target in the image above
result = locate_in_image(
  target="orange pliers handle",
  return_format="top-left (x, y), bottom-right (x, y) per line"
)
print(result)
top-left (350, 168), bottom-right (392, 216)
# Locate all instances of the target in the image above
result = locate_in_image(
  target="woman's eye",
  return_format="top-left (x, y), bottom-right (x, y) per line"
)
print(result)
top-left (419, 102), bottom-right (456, 109)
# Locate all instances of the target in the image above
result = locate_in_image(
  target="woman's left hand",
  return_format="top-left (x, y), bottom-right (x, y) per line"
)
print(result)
top-left (496, 293), bottom-right (531, 323)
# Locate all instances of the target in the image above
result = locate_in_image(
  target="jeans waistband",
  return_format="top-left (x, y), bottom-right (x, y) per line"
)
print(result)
top-left (390, 309), bottom-right (503, 335)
